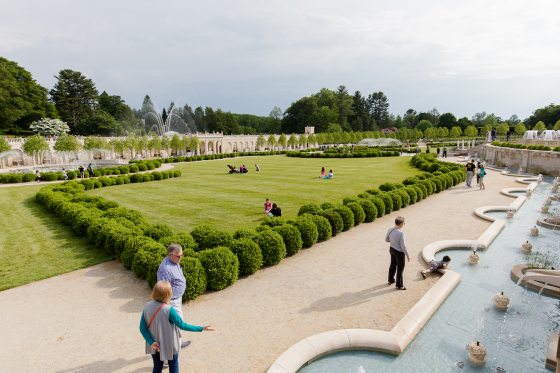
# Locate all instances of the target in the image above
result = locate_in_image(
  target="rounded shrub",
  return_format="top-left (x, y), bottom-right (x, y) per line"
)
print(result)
top-left (431, 177), bottom-right (443, 193)
top-left (378, 193), bottom-right (393, 215)
top-left (144, 223), bottom-right (174, 241)
top-left (346, 202), bottom-right (365, 226)
top-left (310, 214), bottom-right (332, 242)
top-left (121, 236), bottom-right (157, 270)
top-left (334, 205), bottom-right (355, 231)
top-left (102, 206), bottom-right (149, 226)
top-left (387, 192), bottom-right (402, 211)
top-left (181, 256), bottom-right (207, 301)
top-left (273, 224), bottom-right (303, 256)
top-left (233, 228), bottom-right (258, 240)
top-left (229, 238), bottom-right (263, 276)
top-left (357, 199), bottom-right (377, 223)
top-left (131, 242), bottom-right (166, 286)
top-left (320, 202), bottom-right (335, 210)
top-left (253, 230), bottom-right (286, 266)
top-left (159, 232), bottom-right (198, 253)
top-left (292, 214), bottom-right (319, 248)
top-left (320, 209), bottom-right (344, 236)
top-left (342, 196), bottom-right (358, 205)
top-left (197, 247), bottom-right (239, 291)
top-left (298, 203), bottom-right (322, 216)
top-left (190, 225), bottom-right (233, 251)
top-left (396, 189), bottom-right (410, 208)
top-left (379, 182), bottom-right (404, 191)
top-left (261, 217), bottom-right (285, 228)
top-left (404, 187), bottom-right (418, 204)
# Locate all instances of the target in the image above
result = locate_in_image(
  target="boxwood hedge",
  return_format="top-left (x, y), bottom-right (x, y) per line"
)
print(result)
top-left (273, 224), bottom-right (303, 256)
top-left (197, 247), bottom-right (239, 290)
top-left (229, 238), bottom-right (263, 276)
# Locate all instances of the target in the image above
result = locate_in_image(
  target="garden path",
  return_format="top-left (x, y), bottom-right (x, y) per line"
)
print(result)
top-left (0, 159), bottom-right (522, 372)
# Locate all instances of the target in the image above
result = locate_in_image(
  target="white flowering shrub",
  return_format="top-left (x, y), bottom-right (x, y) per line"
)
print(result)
top-left (30, 118), bottom-right (70, 136)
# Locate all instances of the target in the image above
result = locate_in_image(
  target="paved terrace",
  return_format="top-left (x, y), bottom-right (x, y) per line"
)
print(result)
top-left (0, 159), bottom-right (522, 372)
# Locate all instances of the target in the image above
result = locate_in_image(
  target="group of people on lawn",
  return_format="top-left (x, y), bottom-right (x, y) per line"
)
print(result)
top-left (227, 164), bottom-right (259, 174)
top-left (320, 166), bottom-right (334, 179)
top-left (264, 198), bottom-right (282, 217)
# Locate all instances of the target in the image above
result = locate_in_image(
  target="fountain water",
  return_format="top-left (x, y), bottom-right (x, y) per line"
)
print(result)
top-left (143, 103), bottom-right (191, 136)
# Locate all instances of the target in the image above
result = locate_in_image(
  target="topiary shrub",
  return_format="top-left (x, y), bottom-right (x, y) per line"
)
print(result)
top-left (144, 223), bottom-right (174, 241)
top-left (320, 209), bottom-right (344, 236)
top-left (229, 238), bottom-right (263, 276)
top-left (379, 182), bottom-right (405, 191)
top-left (335, 205), bottom-right (355, 231)
top-left (131, 242), bottom-right (167, 286)
top-left (261, 217), bottom-right (286, 227)
top-left (396, 189), bottom-right (410, 208)
top-left (365, 188), bottom-right (382, 196)
top-left (357, 199), bottom-right (377, 223)
top-left (197, 247), bottom-right (239, 290)
top-left (292, 214), bottom-right (319, 248)
top-left (346, 202), bottom-right (365, 225)
top-left (420, 180), bottom-right (434, 195)
top-left (431, 177), bottom-right (443, 193)
top-left (159, 232), bottom-right (198, 253)
top-left (404, 187), bottom-right (418, 204)
top-left (378, 193), bottom-right (393, 215)
top-left (190, 225), bottom-right (233, 251)
top-left (298, 203), bottom-right (322, 216)
top-left (102, 206), bottom-right (149, 226)
top-left (253, 230), bottom-right (286, 266)
top-left (342, 196), bottom-right (358, 205)
top-left (309, 214), bottom-right (332, 242)
top-left (181, 256), bottom-right (207, 301)
top-left (273, 224), bottom-right (303, 256)
top-left (320, 202), bottom-right (335, 210)
top-left (121, 236), bottom-right (157, 270)
top-left (233, 228), bottom-right (258, 240)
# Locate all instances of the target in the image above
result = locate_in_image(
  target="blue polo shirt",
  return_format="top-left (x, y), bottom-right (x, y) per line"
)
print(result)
top-left (157, 257), bottom-right (186, 301)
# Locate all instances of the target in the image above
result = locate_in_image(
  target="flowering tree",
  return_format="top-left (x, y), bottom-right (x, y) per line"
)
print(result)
top-left (30, 118), bottom-right (70, 136)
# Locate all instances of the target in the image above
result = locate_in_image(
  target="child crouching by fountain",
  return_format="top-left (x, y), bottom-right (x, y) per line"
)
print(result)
top-left (420, 256), bottom-right (451, 279)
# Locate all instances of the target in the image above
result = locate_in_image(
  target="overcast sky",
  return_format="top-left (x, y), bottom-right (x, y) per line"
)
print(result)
top-left (1, 0), bottom-right (559, 120)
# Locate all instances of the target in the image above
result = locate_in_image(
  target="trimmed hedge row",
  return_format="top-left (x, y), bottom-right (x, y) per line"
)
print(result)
top-left (138, 151), bottom-right (289, 165)
top-left (35, 152), bottom-right (465, 303)
top-left (286, 150), bottom-right (400, 158)
top-left (0, 160), bottom-right (163, 184)
top-left (491, 141), bottom-right (553, 151)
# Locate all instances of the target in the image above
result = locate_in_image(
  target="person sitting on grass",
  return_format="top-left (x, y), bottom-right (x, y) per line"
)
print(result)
top-left (420, 255), bottom-right (451, 279)
top-left (323, 169), bottom-right (334, 179)
top-left (320, 166), bottom-right (326, 178)
top-left (264, 198), bottom-right (272, 215)
top-left (269, 203), bottom-right (282, 217)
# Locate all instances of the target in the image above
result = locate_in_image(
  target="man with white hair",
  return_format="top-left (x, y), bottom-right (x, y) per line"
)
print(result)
top-left (157, 243), bottom-right (190, 348)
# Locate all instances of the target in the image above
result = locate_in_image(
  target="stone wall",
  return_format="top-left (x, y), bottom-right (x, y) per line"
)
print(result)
top-left (482, 144), bottom-right (560, 176)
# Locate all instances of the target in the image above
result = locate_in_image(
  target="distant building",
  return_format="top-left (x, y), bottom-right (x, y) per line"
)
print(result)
top-left (304, 126), bottom-right (315, 135)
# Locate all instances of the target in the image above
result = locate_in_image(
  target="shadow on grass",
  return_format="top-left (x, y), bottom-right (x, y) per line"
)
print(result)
top-left (299, 283), bottom-right (396, 313)
top-left (57, 355), bottom-right (150, 373)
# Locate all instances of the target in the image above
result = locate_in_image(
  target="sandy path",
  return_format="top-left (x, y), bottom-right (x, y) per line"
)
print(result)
top-left (0, 162), bottom-right (521, 373)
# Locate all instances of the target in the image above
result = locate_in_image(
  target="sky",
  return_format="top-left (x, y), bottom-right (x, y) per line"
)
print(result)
top-left (1, 0), bottom-right (559, 120)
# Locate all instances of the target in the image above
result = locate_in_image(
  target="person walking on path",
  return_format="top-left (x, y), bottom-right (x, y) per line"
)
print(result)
top-left (436, 146), bottom-right (440, 158)
top-left (442, 146), bottom-right (448, 158)
top-left (78, 165), bottom-right (85, 179)
top-left (385, 216), bottom-right (410, 290)
top-left (478, 164), bottom-right (487, 190)
top-left (87, 163), bottom-right (94, 178)
top-left (157, 244), bottom-right (191, 349)
top-left (139, 280), bottom-right (214, 373)
top-left (465, 159), bottom-right (476, 187)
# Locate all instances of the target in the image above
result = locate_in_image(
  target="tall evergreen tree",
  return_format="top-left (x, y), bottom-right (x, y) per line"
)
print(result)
top-left (334, 85), bottom-right (354, 130)
top-left (366, 92), bottom-right (389, 128)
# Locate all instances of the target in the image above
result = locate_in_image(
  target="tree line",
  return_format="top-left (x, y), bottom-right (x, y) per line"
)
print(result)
top-left (1, 56), bottom-right (560, 137)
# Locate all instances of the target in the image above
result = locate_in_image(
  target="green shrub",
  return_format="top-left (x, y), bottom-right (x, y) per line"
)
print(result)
top-left (121, 236), bottom-right (157, 270)
top-left (346, 202), bottom-right (365, 225)
top-left (320, 202), bottom-right (335, 210)
top-left (180, 256), bottom-right (207, 301)
top-left (310, 214), bottom-right (332, 242)
top-left (431, 177), bottom-right (443, 193)
top-left (292, 214), bottom-right (319, 248)
top-left (144, 223), bottom-right (174, 241)
top-left (131, 242), bottom-right (166, 285)
top-left (261, 217), bottom-right (286, 227)
top-left (357, 199), bottom-right (377, 223)
top-left (273, 224), bottom-right (303, 256)
top-left (197, 247), bottom-right (239, 291)
top-left (229, 238), bottom-right (263, 276)
top-left (334, 205), bottom-right (355, 231)
top-left (402, 176), bottom-right (420, 185)
top-left (403, 187), bottom-right (418, 204)
top-left (233, 228), bottom-right (258, 240)
top-left (190, 225), bottom-right (233, 251)
top-left (342, 196), bottom-right (358, 205)
top-left (253, 230), bottom-right (286, 266)
top-left (379, 182), bottom-right (404, 191)
top-left (365, 188), bottom-right (381, 196)
top-left (159, 232), bottom-right (198, 253)
top-left (396, 189), bottom-right (410, 207)
top-left (320, 209), bottom-right (344, 236)
top-left (387, 192), bottom-right (402, 211)
top-left (298, 203), bottom-right (323, 216)
top-left (173, 170), bottom-right (181, 177)
top-left (102, 206), bottom-right (149, 226)
top-left (378, 193), bottom-right (393, 214)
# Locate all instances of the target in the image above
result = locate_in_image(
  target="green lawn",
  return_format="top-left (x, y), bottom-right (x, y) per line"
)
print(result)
top-left (0, 185), bottom-right (112, 291)
top-left (0, 155), bottom-right (419, 291)
top-left (89, 155), bottom-right (419, 232)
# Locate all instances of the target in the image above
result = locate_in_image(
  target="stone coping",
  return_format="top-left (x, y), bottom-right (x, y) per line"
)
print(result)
top-left (537, 218), bottom-right (560, 230)
top-left (511, 265), bottom-right (560, 298)
top-left (546, 332), bottom-right (559, 370)
top-left (267, 172), bottom-right (538, 373)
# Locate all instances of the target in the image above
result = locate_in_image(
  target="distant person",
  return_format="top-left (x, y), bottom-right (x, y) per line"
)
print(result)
top-left (465, 159), bottom-right (476, 187)
top-left (491, 128), bottom-right (497, 141)
top-left (255, 164), bottom-right (260, 171)
top-left (62, 168), bottom-right (68, 181)
top-left (269, 203), bottom-right (282, 217)
top-left (87, 163), bottom-right (94, 177)
top-left (475, 162), bottom-right (482, 186)
top-left (442, 146), bottom-right (448, 158)
top-left (35, 170), bottom-right (41, 182)
top-left (320, 166), bottom-right (326, 178)
top-left (415, 146), bottom-right (420, 154)
top-left (436, 146), bottom-right (440, 158)
top-left (420, 256), bottom-right (451, 279)
top-left (506, 130), bottom-right (511, 142)
top-left (78, 165), bottom-right (85, 179)
top-left (139, 280), bottom-right (214, 373)
top-left (385, 216), bottom-right (410, 290)
top-left (323, 170), bottom-right (334, 179)
top-left (264, 198), bottom-right (272, 214)
top-left (478, 164), bottom-right (487, 190)
top-left (425, 146), bottom-right (430, 154)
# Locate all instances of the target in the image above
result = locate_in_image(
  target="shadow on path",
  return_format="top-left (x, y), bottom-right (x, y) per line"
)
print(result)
top-left (299, 283), bottom-right (395, 313)
top-left (57, 355), bottom-right (150, 373)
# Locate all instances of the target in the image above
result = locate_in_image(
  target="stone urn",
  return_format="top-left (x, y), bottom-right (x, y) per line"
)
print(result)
top-left (494, 292), bottom-right (510, 311)
top-left (542, 205), bottom-right (549, 213)
top-left (467, 341), bottom-right (487, 366)
top-left (468, 251), bottom-right (480, 265)
top-left (507, 210), bottom-right (514, 219)
top-left (527, 189), bottom-right (533, 197)
top-left (531, 226), bottom-right (539, 236)
top-left (521, 241), bottom-right (533, 253)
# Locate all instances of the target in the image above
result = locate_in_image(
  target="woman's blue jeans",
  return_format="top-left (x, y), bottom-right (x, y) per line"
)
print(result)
top-left (152, 352), bottom-right (179, 373)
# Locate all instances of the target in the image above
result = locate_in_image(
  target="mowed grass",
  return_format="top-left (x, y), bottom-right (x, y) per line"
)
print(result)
top-left (0, 185), bottom-right (112, 291)
top-left (90, 155), bottom-right (420, 232)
